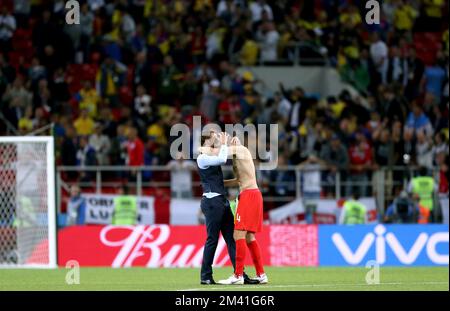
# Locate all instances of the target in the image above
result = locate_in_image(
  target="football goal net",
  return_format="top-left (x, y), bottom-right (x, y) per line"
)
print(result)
top-left (0, 137), bottom-right (56, 268)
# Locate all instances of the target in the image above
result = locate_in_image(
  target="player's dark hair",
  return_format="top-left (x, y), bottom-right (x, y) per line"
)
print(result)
top-left (419, 166), bottom-right (428, 176)
top-left (352, 188), bottom-right (361, 200)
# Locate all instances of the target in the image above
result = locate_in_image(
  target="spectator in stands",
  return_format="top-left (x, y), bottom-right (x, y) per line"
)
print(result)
top-left (33, 79), bottom-right (53, 114)
top-left (405, 47), bottom-right (425, 101)
top-left (13, 0), bottom-right (30, 28)
top-left (404, 103), bottom-right (434, 140)
top-left (240, 32), bottom-right (259, 66)
top-left (167, 152), bottom-right (196, 198)
top-left (430, 104), bottom-right (449, 134)
top-left (298, 155), bottom-right (326, 224)
top-left (199, 79), bottom-right (222, 121)
top-left (436, 152), bottom-right (449, 197)
top-left (379, 84), bottom-right (408, 124)
top-left (61, 125), bottom-right (78, 177)
top-left (159, 55), bottom-right (181, 102)
top-left (0, 6), bottom-right (16, 54)
top-left (348, 132), bottom-right (373, 197)
top-left (28, 57), bottom-right (47, 85)
top-left (133, 51), bottom-right (152, 89)
top-left (320, 134), bottom-right (349, 196)
top-left (79, 3), bottom-right (94, 62)
top-left (147, 116), bottom-right (168, 148)
top-left (66, 184), bottom-right (86, 226)
top-left (17, 105), bottom-right (33, 135)
top-left (119, 6), bottom-right (137, 43)
top-left (134, 84), bottom-right (152, 126)
top-left (222, 25), bottom-right (245, 63)
top-left (0, 52), bottom-right (15, 84)
top-left (386, 45), bottom-right (408, 86)
top-left (340, 57), bottom-right (370, 95)
top-left (76, 135), bottom-right (97, 182)
top-left (373, 122), bottom-right (392, 166)
top-left (89, 123), bottom-right (111, 166)
top-left (0, 67), bottom-right (8, 98)
top-left (271, 153), bottom-right (293, 197)
top-left (384, 190), bottom-right (419, 224)
top-left (31, 106), bottom-right (49, 131)
top-left (393, 0), bottom-right (418, 33)
top-left (96, 56), bottom-right (126, 107)
top-left (432, 131), bottom-right (449, 165)
top-left (88, 0), bottom-right (105, 12)
top-left (369, 32), bottom-right (388, 85)
top-left (423, 54), bottom-right (447, 100)
top-left (52, 66), bottom-right (71, 110)
top-left (249, 0), bottom-right (273, 24)
top-left (74, 108), bottom-right (96, 136)
top-left (256, 21), bottom-right (279, 63)
top-left (205, 18), bottom-right (225, 61)
top-left (76, 80), bottom-right (100, 119)
top-left (131, 24), bottom-right (146, 54)
top-left (97, 106), bottom-right (117, 137)
top-left (126, 126), bottom-right (145, 180)
top-left (419, 0), bottom-right (445, 32)
top-left (415, 129), bottom-right (433, 168)
top-left (2, 76), bottom-right (32, 123)
top-left (283, 85), bottom-right (304, 132)
top-left (109, 124), bottom-right (128, 168)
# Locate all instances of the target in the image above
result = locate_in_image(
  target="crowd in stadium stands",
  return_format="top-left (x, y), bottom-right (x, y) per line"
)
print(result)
top-left (0, 0), bottom-right (448, 220)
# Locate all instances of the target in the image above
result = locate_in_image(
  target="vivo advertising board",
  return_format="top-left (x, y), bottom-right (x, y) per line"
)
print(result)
top-left (319, 225), bottom-right (449, 266)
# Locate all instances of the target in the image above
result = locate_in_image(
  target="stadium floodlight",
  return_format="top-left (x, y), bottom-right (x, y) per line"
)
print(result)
top-left (0, 137), bottom-right (57, 268)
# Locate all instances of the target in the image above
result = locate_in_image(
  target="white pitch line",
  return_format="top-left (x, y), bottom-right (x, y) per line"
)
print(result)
top-left (178, 281), bottom-right (449, 291)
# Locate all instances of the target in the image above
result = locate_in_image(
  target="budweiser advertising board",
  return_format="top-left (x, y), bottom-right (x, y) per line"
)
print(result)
top-left (57, 225), bottom-right (319, 267)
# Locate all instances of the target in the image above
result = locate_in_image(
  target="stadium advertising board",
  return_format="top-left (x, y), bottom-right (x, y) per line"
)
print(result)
top-left (319, 224), bottom-right (449, 266)
top-left (57, 225), bottom-right (318, 267)
top-left (56, 224), bottom-right (448, 267)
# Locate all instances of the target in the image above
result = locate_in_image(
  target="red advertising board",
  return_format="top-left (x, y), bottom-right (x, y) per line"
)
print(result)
top-left (58, 225), bottom-right (318, 267)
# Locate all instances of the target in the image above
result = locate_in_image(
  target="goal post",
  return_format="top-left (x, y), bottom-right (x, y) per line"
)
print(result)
top-left (0, 136), bottom-right (57, 268)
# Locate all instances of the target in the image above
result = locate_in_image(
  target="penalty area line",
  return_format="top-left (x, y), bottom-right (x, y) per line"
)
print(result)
top-left (177, 281), bottom-right (449, 291)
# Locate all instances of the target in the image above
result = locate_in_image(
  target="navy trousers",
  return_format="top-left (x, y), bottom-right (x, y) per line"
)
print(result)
top-left (200, 195), bottom-right (236, 281)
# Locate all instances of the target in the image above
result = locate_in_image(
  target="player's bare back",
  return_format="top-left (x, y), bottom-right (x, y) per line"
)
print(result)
top-left (230, 145), bottom-right (258, 191)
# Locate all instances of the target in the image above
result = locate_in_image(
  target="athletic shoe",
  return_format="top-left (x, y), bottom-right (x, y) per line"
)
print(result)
top-left (253, 273), bottom-right (268, 284)
top-left (200, 279), bottom-right (216, 285)
top-left (217, 274), bottom-right (244, 285)
top-left (244, 273), bottom-right (260, 285)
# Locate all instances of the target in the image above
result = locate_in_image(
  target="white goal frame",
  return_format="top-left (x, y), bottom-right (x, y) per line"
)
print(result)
top-left (0, 136), bottom-right (57, 268)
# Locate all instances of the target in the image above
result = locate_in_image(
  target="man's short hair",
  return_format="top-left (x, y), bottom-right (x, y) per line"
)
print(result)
top-left (352, 188), bottom-right (361, 200)
top-left (201, 130), bottom-right (215, 146)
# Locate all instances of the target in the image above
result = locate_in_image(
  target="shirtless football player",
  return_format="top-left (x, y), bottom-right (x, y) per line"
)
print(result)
top-left (217, 135), bottom-right (268, 285)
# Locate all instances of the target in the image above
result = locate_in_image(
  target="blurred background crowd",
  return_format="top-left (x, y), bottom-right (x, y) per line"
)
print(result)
top-left (0, 0), bottom-right (448, 222)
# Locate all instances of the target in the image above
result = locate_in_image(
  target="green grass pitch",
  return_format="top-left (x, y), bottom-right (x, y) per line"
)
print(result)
top-left (0, 267), bottom-right (448, 291)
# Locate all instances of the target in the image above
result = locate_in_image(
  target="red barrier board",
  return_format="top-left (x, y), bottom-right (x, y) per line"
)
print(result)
top-left (58, 225), bottom-right (318, 267)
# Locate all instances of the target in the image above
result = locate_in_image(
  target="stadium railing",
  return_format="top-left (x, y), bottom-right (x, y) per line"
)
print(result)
top-left (55, 165), bottom-right (444, 219)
